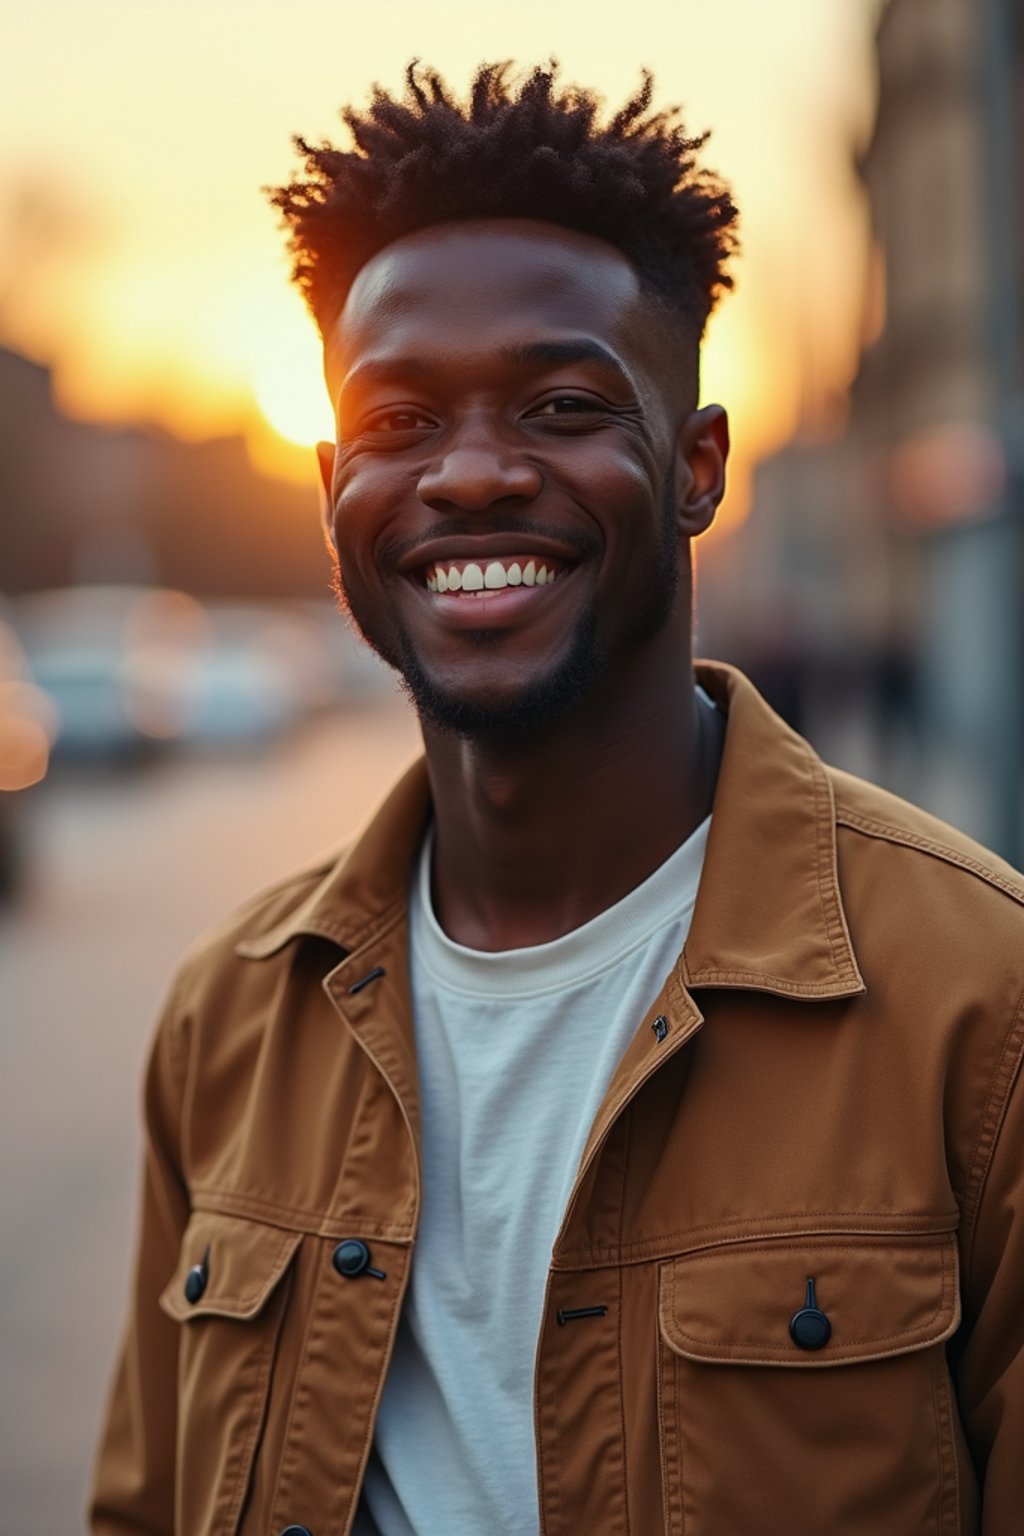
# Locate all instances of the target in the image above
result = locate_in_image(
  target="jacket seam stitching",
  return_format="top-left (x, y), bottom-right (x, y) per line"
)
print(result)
top-left (930, 1348), bottom-right (954, 1536)
top-left (616, 1106), bottom-right (632, 1536)
top-left (808, 749), bottom-right (857, 984)
top-left (835, 810), bottom-right (1024, 906)
top-left (961, 982), bottom-right (1024, 1268)
top-left (221, 1312), bottom-right (277, 1534)
top-left (188, 1186), bottom-right (415, 1238)
top-left (341, 1260), bottom-right (408, 1536)
top-left (164, 972), bottom-right (189, 1112)
top-left (555, 1213), bottom-right (959, 1266)
top-left (173, 972), bottom-right (200, 1192)
top-left (682, 969), bottom-right (855, 994)
top-left (269, 1238), bottom-right (329, 1522)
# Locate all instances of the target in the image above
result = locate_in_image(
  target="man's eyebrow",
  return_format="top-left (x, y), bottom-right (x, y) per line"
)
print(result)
top-left (338, 357), bottom-right (433, 401)
top-left (337, 339), bottom-right (635, 402)
top-left (498, 339), bottom-right (634, 386)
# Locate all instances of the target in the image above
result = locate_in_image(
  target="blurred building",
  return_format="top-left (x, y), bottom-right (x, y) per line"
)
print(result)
top-left (705, 0), bottom-right (1024, 861)
top-left (0, 346), bottom-right (329, 602)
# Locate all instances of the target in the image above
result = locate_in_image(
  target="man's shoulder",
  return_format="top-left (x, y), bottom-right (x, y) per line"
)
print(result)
top-left (171, 850), bottom-right (347, 1003)
top-left (827, 762), bottom-right (1024, 916)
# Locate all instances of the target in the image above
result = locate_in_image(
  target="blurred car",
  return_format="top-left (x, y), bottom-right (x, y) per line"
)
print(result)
top-left (0, 607), bottom-right (58, 900)
top-left (14, 586), bottom-right (207, 763)
top-left (171, 601), bottom-right (323, 746)
top-left (12, 585), bottom-right (352, 764)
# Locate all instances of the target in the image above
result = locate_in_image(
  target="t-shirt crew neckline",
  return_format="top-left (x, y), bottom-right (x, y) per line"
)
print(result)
top-left (414, 811), bottom-right (710, 1001)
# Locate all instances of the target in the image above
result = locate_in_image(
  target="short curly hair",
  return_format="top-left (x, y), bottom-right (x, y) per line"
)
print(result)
top-left (268, 61), bottom-right (739, 345)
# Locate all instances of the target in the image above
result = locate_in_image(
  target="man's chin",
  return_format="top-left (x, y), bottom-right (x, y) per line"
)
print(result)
top-left (337, 572), bottom-right (603, 741)
top-left (396, 629), bottom-right (602, 743)
top-left (397, 673), bottom-right (579, 743)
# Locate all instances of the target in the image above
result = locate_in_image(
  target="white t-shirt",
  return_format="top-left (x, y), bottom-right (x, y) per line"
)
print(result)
top-left (354, 808), bottom-right (710, 1536)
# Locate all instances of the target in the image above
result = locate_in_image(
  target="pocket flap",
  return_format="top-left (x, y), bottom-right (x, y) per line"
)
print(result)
top-left (159, 1210), bottom-right (302, 1324)
top-left (659, 1231), bottom-right (959, 1368)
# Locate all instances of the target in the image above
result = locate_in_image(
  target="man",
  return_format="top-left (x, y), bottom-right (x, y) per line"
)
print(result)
top-left (90, 64), bottom-right (1024, 1536)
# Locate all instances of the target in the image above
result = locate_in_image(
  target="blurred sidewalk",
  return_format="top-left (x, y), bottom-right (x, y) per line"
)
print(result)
top-left (0, 694), bottom-right (420, 1535)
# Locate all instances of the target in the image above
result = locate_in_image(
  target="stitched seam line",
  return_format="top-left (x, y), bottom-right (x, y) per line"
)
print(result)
top-left (189, 1186), bottom-right (415, 1239)
top-left (835, 811), bottom-right (1024, 906)
top-left (555, 1211), bottom-right (959, 1266)
top-left (338, 1258), bottom-right (408, 1536)
top-left (165, 971), bottom-right (198, 1193)
top-left (269, 1238), bottom-right (330, 1523)
top-left (682, 969), bottom-right (859, 994)
top-left (665, 1239), bottom-right (952, 1351)
top-left (945, 1352), bottom-right (962, 1536)
top-left (218, 1303), bottom-right (278, 1536)
top-left (808, 748), bottom-right (853, 981)
top-left (655, 1317), bottom-right (674, 1534)
top-left (960, 983), bottom-right (1024, 1267)
top-left (930, 1348), bottom-right (952, 1536)
top-left (616, 1108), bottom-right (631, 1536)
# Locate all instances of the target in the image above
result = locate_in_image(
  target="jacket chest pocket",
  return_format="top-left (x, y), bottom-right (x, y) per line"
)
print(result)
top-left (657, 1232), bottom-right (964, 1536)
top-left (160, 1211), bottom-right (302, 1536)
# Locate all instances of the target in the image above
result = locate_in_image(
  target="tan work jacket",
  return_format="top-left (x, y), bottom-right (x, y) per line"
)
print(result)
top-left (90, 663), bottom-right (1024, 1536)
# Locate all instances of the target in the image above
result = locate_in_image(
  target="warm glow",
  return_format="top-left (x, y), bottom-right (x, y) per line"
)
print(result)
top-left (0, 0), bottom-right (883, 522)
top-left (0, 681), bottom-right (58, 790)
top-left (253, 313), bottom-right (334, 450)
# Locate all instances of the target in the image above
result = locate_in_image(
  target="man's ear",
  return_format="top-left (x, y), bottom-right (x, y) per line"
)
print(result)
top-left (317, 441), bottom-right (337, 547)
top-left (674, 405), bottom-right (729, 537)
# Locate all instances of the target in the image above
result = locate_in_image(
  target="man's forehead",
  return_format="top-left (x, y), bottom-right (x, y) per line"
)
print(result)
top-left (324, 219), bottom-right (651, 385)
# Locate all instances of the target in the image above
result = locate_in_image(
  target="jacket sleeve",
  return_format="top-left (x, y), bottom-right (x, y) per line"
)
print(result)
top-left (87, 977), bottom-right (191, 1534)
top-left (954, 989), bottom-right (1024, 1534)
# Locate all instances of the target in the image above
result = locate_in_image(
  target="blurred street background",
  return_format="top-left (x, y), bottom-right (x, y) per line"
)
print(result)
top-left (1, 0), bottom-right (1023, 1529)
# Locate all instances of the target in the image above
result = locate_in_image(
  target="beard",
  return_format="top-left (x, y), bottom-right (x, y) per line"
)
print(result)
top-left (332, 481), bottom-right (679, 742)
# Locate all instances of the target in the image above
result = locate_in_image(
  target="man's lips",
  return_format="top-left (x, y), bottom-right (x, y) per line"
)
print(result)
top-left (395, 532), bottom-right (583, 577)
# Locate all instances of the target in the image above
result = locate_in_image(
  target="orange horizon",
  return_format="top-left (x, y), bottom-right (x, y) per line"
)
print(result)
top-left (0, 1), bottom-right (881, 532)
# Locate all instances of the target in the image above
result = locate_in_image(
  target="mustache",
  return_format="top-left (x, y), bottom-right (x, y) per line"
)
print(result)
top-left (384, 516), bottom-right (601, 566)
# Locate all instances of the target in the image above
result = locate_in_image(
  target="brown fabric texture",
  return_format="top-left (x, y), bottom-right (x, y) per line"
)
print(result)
top-left (88, 663), bottom-right (1024, 1535)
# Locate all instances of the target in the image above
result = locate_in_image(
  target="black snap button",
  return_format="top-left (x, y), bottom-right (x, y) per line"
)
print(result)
top-left (183, 1246), bottom-right (210, 1304)
top-left (278, 1527), bottom-right (314, 1535)
top-left (333, 1239), bottom-right (372, 1277)
top-left (331, 1239), bottom-right (386, 1280)
top-left (184, 1266), bottom-right (207, 1304)
top-left (789, 1277), bottom-right (831, 1351)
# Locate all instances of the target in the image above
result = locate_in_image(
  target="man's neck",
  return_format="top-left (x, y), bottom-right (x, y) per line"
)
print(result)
top-left (421, 659), bottom-right (724, 952)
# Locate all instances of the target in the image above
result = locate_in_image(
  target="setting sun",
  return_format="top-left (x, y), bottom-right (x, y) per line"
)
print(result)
top-left (0, 0), bottom-right (881, 522)
top-left (253, 320), bottom-right (333, 450)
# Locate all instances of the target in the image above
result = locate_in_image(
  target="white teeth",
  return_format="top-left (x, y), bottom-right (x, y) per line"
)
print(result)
top-left (426, 556), bottom-right (565, 593)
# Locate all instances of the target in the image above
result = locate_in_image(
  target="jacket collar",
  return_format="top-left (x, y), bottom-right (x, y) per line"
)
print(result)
top-left (237, 661), bottom-right (865, 1002)
top-left (683, 663), bottom-right (864, 999)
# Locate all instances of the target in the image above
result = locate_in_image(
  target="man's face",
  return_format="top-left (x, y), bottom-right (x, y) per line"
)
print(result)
top-left (319, 219), bottom-right (713, 738)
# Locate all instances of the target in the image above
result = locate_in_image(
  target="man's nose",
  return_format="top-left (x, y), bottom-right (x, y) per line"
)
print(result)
top-left (417, 444), bottom-right (543, 512)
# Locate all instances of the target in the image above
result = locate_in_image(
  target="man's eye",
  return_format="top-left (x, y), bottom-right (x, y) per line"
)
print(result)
top-left (533, 396), bottom-right (595, 416)
top-left (367, 409), bottom-right (432, 432)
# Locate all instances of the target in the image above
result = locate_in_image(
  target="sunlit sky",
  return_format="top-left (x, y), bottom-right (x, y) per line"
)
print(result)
top-left (1, 0), bottom-right (883, 525)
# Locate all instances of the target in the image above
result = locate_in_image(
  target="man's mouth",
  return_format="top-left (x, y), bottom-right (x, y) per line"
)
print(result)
top-left (421, 554), bottom-right (569, 594)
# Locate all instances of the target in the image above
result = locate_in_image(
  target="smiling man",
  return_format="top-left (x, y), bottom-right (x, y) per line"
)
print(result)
top-left (90, 64), bottom-right (1024, 1536)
